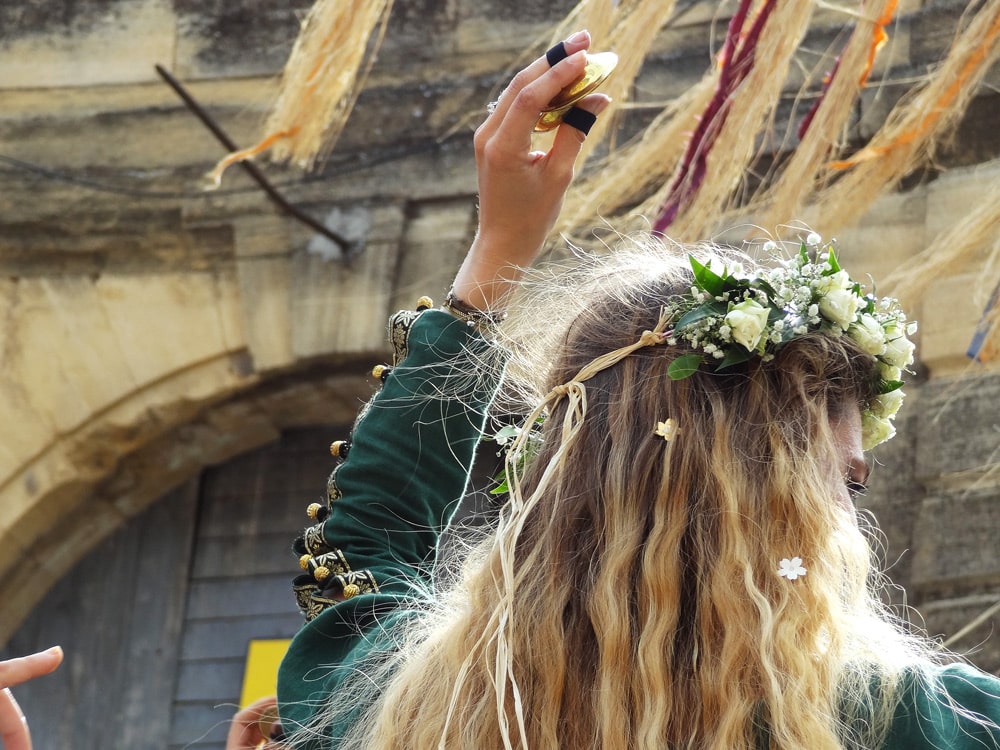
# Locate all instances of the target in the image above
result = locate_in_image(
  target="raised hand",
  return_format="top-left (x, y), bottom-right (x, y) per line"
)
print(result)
top-left (452, 30), bottom-right (611, 311)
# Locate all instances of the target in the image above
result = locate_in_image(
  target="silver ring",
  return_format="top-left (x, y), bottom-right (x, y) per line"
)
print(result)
top-left (486, 100), bottom-right (499, 114)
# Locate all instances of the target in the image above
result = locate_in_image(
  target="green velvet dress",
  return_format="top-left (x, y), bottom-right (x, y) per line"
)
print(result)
top-left (277, 308), bottom-right (1000, 749)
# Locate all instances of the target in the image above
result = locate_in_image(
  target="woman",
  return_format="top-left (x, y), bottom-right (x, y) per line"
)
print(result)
top-left (246, 31), bottom-right (1000, 750)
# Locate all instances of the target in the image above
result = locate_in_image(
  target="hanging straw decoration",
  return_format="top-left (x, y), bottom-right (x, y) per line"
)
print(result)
top-left (652, 0), bottom-right (815, 240)
top-left (207, 0), bottom-right (394, 186)
top-left (554, 71), bottom-right (718, 241)
top-left (807, 1), bottom-right (1000, 234)
top-left (574, 0), bottom-right (680, 166)
top-left (750, 0), bottom-right (897, 231)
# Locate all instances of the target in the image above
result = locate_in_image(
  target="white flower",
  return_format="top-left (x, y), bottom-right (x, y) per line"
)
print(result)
top-left (872, 388), bottom-right (905, 419)
top-left (806, 231), bottom-right (822, 246)
top-left (882, 328), bottom-right (916, 367)
top-left (878, 361), bottom-right (902, 383)
top-left (861, 411), bottom-right (896, 449)
top-left (778, 557), bottom-right (807, 580)
top-left (724, 299), bottom-right (770, 351)
top-left (655, 419), bottom-right (678, 441)
top-left (848, 314), bottom-right (887, 356)
top-left (814, 270), bottom-right (852, 295)
top-left (819, 288), bottom-right (861, 329)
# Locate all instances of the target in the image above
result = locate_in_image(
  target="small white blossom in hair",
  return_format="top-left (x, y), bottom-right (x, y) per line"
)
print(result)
top-left (778, 557), bottom-right (807, 580)
top-left (654, 418), bottom-right (678, 441)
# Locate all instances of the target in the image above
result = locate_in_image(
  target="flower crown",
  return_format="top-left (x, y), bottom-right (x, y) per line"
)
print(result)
top-left (664, 238), bottom-right (916, 449)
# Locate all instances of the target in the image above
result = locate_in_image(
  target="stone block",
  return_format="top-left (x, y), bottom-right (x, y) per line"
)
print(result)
top-left (915, 370), bottom-right (1000, 478)
top-left (389, 197), bottom-right (475, 313)
top-left (634, 47), bottom-right (715, 101)
top-left (95, 271), bottom-right (241, 385)
top-left (253, 374), bottom-right (375, 431)
top-left (908, 0), bottom-right (968, 66)
top-left (0, 99), bottom-right (266, 173)
top-left (0, 282), bottom-right (59, 469)
top-left (289, 205), bottom-right (406, 359)
top-left (925, 160), bottom-right (1000, 237)
top-left (918, 271), bottom-right (991, 375)
top-left (937, 91), bottom-right (1000, 168)
top-left (856, 75), bottom-right (910, 141)
top-left (457, 0), bottom-right (577, 26)
top-left (910, 487), bottom-right (1000, 593)
top-left (233, 215), bottom-right (294, 372)
top-left (0, 0), bottom-right (176, 89)
top-left (173, 0), bottom-right (310, 80)
top-left (858, 400), bottom-right (924, 594)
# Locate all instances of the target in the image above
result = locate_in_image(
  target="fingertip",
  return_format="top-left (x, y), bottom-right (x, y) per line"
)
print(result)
top-left (579, 93), bottom-right (612, 116)
top-left (564, 29), bottom-right (591, 52)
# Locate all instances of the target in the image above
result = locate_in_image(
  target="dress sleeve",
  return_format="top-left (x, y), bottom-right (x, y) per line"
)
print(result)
top-left (276, 306), bottom-right (503, 743)
top-left (884, 663), bottom-right (1000, 748)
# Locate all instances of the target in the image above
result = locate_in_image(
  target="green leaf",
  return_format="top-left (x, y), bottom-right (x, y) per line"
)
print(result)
top-left (827, 247), bottom-right (841, 273)
top-left (490, 476), bottom-right (510, 495)
top-left (879, 379), bottom-right (904, 394)
top-left (716, 346), bottom-right (753, 371)
top-left (668, 353), bottom-right (703, 379)
top-left (798, 242), bottom-right (810, 266)
top-left (690, 256), bottom-right (728, 297)
top-left (754, 279), bottom-right (778, 301)
top-left (676, 300), bottom-right (727, 331)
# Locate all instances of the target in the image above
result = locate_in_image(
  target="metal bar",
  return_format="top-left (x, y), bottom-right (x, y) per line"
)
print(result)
top-left (154, 64), bottom-right (352, 254)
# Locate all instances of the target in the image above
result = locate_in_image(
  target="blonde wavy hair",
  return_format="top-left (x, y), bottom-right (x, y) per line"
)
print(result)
top-left (316, 240), bottom-right (941, 750)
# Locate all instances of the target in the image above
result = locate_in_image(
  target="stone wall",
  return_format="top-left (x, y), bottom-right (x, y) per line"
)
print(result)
top-left (0, 0), bottom-right (997, 711)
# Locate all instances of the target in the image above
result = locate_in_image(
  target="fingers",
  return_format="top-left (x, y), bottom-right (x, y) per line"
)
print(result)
top-left (479, 30), bottom-right (591, 141)
top-left (226, 695), bottom-right (280, 750)
top-left (0, 648), bottom-right (63, 750)
top-left (0, 688), bottom-right (31, 750)
top-left (547, 94), bottom-right (611, 171)
top-left (0, 647), bottom-right (63, 690)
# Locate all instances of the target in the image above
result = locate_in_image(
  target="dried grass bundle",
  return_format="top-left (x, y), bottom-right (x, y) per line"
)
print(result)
top-left (576, 0), bottom-right (679, 166)
top-left (808, 1), bottom-right (1000, 235)
top-left (209, 0), bottom-right (393, 184)
top-left (555, 71), bottom-right (717, 240)
top-left (662, 0), bottom-right (815, 240)
top-left (751, 0), bottom-right (897, 230)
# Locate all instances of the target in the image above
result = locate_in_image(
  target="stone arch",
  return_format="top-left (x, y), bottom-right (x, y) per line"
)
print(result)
top-left (0, 353), bottom-right (383, 643)
top-left (0, 199), bottom-right (476, 643)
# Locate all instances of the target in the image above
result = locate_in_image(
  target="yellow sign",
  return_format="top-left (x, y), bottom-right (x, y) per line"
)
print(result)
top-left (240, 639), bottom-right (291, 707)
